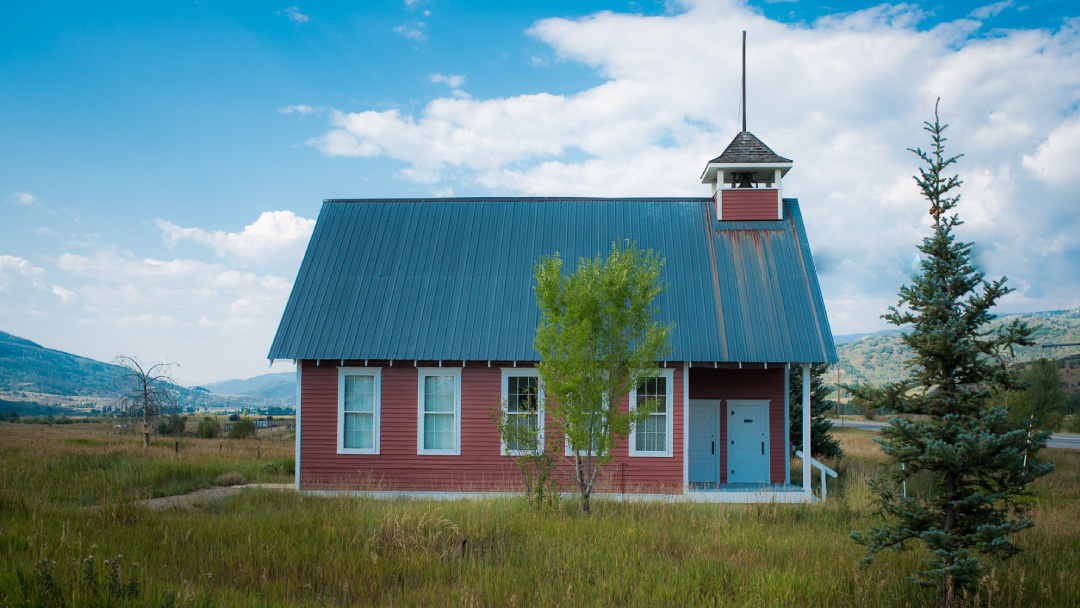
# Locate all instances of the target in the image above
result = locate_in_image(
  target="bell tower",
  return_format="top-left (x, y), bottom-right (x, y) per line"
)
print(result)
top-left (700, 32), bottom-right (792, 221)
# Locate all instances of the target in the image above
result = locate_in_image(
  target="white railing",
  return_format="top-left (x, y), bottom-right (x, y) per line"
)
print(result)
top-left (795, 450), bottom-right (838, 501)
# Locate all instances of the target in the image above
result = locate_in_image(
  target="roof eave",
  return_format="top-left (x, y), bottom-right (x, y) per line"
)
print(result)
top-left (700, 161), bottom-right (794, 184)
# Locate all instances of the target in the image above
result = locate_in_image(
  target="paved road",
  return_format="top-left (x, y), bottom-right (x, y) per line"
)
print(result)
top-left (828, 419), bottom-right (1080, 451)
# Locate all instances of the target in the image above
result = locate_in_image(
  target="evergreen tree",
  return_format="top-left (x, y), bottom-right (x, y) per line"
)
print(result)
top-left (847, 102), bottom-right (1052, 608)
top-left (1002, 358), bottom-right (1067, 431)
top-left (789, 363), bottom-right (842, 459)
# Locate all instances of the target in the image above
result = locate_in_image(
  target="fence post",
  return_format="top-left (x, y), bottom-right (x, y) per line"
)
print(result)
top-left (257, 444), bottom-right (261, 460)
top-left (174, 441), bottom-right (178, 454)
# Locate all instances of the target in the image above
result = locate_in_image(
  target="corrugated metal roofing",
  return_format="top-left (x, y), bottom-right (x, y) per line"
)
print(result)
top-left (268, 197), bottom-right (836, 364)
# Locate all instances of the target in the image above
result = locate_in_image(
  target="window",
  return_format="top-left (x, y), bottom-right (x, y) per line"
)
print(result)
top-left (337, 367), bottom-right (381, 454)
top-left (417, 367), bottom-right (462, 455)
top-left (501, 368), bottom-right (544, 455)
top-left (629, 368), bottom-right (674, 457)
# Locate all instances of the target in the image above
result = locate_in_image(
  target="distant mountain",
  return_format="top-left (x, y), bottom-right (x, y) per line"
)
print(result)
top-left (0, 330), bottom-right (125, 396)
top-left (201, 372), bottom-right (295, 405)
top-left (0, 330), bottom-right (291, 414)
top-left (834, 308), bottom-right (1080, 389)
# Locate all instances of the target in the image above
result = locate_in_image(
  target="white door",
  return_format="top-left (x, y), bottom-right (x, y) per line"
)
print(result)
top-left (688, 400), bottom-right (719, 484)
top-left (727, 400), bottom-right (769, 484)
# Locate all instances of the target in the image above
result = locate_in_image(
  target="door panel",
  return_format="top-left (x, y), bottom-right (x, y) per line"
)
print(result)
top-left (727, 401), bottom-right (768, 483)
top-left (688, 401), bottom-right (719, 483)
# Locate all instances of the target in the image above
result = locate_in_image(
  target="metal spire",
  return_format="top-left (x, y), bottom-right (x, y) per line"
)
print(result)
top-left (742, 30), bottom-right (747, 133)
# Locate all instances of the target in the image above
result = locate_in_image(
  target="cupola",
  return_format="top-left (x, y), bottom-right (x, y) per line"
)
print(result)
top-left (701, 31), bottom-right (793, 221)
top-left (700, 131), bottom-right (792, 221)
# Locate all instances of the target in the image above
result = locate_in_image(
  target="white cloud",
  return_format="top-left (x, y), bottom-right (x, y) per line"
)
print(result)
top-left (9, 191), bottom-right (37, 205)
top-left (1022, 116), bottom-right (1080, 186)
top-left (276, 6), bottom-right (309, 24)
top-left (35, 227), bottom-right (59, 237)
top-left (969, 1), bottom-right (1012, 20)
top-left (51, 284), bottom-right (75, 304)
top-left (298, 0), bottom-right (1080, 332)
top-left (0, 255), bottom-right (45, 280)
top-left (278, 104), bottom-right (318, 115)
top-left (428, 73), bottom-right (466, 88)
top-left (156, 210), bottom-right (315, 267)
top-left (394, 21), bottom-right (427, 41)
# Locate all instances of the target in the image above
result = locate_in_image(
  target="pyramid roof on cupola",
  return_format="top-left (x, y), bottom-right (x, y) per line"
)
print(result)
top-left (707, 131), bottom-right (791, 165)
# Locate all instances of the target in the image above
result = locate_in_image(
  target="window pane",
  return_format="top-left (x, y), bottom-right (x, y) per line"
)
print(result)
top-left (344, 412), bottom-right (373, 449)
top-left (424, 412), bottom-right (455, 450)
top-left (424, 376), bottom-right (455, 412)
top-left (344, 375), bottom-right (374, 412)
top-left (508, 376), bottom-right (538, 413)
top-left (506, 412), bottom-right (540, 451)
top-left (635, 412), bottom-right (666, 452)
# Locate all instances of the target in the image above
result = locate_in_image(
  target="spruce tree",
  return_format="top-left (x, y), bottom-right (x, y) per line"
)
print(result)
top-left (848, 102), bottom-right (1052, 608)
top-left (789, 363), bottom-right (842, 459)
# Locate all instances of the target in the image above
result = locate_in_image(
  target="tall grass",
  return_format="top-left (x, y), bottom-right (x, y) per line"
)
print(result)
top-left (0, 422), bottom-right (1076, 606)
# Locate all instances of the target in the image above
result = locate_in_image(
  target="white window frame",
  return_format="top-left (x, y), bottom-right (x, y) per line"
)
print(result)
top-left (416, 367), bottom-right (462, 456)
top-left (337, 366), bottom-right (381, 455)
top-left (629, 368), bottom-right (674, 457)
top-left (500, 368), bottom-right (544, 456)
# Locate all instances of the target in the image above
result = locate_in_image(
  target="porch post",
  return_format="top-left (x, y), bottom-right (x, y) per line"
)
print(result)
top-left (802, 362), bottom-right (811, 495)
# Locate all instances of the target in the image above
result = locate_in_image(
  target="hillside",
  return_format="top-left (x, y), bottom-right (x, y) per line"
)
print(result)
top-left (836, 308), bottom-right (1080, 389)
top-left (201, 372), bottom-right (295, 405)
top-left (0, 331), bottom-right (126, 396)
top-left (0, 331), bottom-right (291, 415)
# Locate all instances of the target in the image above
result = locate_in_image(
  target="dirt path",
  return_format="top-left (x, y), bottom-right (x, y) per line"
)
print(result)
top-left (139, 483), bottom-right (292, 512)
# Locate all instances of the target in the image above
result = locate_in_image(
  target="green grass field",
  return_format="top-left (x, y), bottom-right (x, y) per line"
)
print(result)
top-left (0, 422), bottom-right (1077, 606)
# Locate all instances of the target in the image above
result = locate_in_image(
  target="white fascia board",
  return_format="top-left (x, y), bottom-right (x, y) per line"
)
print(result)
top-left (701, 162), bottom-right (793, 184)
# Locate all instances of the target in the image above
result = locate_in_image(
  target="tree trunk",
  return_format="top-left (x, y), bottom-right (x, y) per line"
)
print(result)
top-left (574, 454), bottom-right (591, 514)
top-left (143, 407), bottom-right (151, 447)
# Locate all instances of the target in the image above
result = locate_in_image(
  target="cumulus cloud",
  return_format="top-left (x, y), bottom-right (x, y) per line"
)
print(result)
top-left (0, 255), bottom-right (45, 289)
top-left (278, 104), bottom-right (318, 115)
top-left (156, 210), bottom-right (315, 267)
top-left (276, 6), bottom-right (309, 24)
top-left (36, 246), bottom-right (296, 383)
top-left (297, 0), bottom-right (1080, 331)
top-left (9, 191), bottom-right (37, 205)
top-left (428, 73), bottom-right (466, 88)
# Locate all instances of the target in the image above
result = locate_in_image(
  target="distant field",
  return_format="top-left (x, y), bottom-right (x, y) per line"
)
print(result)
top-left (0, 423), bottom-right (1077, 606)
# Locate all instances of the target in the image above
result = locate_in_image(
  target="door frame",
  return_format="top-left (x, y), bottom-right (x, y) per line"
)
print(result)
top-left (725, 399), bottom-right (770, 484)
top-left (687, 399), bottom-right (721, 485)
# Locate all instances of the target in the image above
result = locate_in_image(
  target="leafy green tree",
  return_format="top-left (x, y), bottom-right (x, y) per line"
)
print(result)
top-left (847, 103), bottom-right (1052, 608)
top-left (534, 241), bottom-right (672, 514)
top-left (789, 363), bottom-right (842, 459)
top-left (196, 416), bottom-right (222, 439)
top-left (1000, 358), bottom-right (1067, 431)
top-left (490, 387), bottom-right (557, 509)
top-left (228, 417), bottom-right (256, 439)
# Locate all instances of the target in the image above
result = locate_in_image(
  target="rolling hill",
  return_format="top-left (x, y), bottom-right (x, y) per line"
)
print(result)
top-left (835, 308), bottom-right (1080, 390)
top-left (0, 331), bottom-right (293, 415)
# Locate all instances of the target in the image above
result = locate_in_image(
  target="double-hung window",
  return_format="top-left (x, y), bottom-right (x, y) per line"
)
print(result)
top-left (629, 368), bottom-right (673, 457)
top-left (337, 367), bottom-right (381, 454)
top-left (417, 368), bottom-right (462, 455)
top-left (500, 368), bottom-right (543, 455)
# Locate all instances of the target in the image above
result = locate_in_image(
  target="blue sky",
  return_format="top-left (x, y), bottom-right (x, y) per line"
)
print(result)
top-left (2, 0), bottom-right (1078, 384)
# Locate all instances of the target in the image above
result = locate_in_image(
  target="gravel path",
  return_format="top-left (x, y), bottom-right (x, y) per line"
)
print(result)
top-left (139, 483), bottom-right (292, 512)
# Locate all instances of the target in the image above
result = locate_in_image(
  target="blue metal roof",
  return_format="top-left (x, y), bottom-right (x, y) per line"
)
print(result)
top-left (268, 197), bottom-right (836, 364)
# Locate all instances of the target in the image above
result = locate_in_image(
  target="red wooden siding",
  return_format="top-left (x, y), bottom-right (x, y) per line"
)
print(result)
top-left (687, 366), bottom-right (787, 484)
top-left (720, 189), bottom-right (780, 220)
top-left (298, 361), bottom-right (684, 494)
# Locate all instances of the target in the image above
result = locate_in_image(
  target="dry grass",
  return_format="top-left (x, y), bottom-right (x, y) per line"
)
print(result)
top-left (0, 422), bottom-right (1076, 607)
